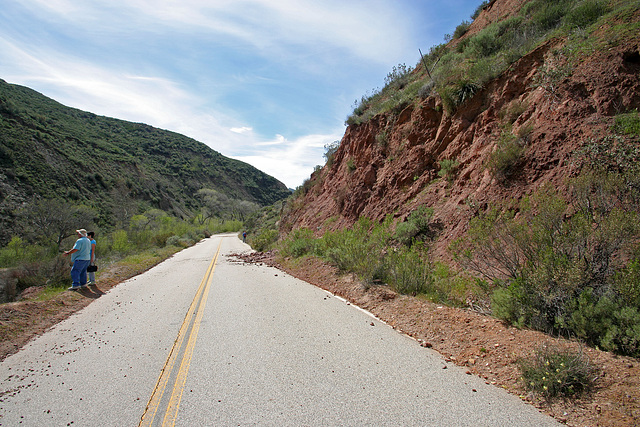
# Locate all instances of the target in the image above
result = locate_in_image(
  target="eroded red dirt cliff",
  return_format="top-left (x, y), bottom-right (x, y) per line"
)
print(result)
top-left (281, 4), bottom-right (640, 260)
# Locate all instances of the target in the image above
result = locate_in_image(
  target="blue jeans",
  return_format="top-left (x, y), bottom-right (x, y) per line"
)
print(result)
top-left (71, 259), bottom-right (90, 287)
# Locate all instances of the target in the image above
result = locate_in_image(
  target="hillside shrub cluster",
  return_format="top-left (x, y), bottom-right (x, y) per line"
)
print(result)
top-left (277, 212), bottom-right (482, 304)
top-left (453, 166), bottom-right (640, 357)
top-left (486, 130), bottom-right (526, 180)
top-left (0, 200), bottom-right (241, 302)
top-left (437, 159), bottom-right (460, 183)
top-left (273, 114), bottom-right (640, 359)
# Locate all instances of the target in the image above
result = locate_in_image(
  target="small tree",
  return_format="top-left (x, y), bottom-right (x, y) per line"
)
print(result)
top-left (19, 198), bottom-right (96, 250)
top-left (323, 140), bottom-right (340, 167)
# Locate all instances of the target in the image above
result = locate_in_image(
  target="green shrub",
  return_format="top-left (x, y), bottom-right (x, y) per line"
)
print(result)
top-left (394, 221), bottom-right (420, 248)
top-left (162, 233), bottom-right (195, 248)
top-left (393, 206), bottom-right (434, 246)
top-left (438, 159), bottom-right (460, 182)
top-left (565, 0), bottom-right (609, 29)
top-left (471, 1), bottom-right (490, 19)
top-left (13, 255), bottom-right (69, 293)
top-left (461, 172), bottom-right (640, 356)
top-left (453, 20), bottom-right (471, 39)
top-left (431, 261), bottom-right (485, 306)
top-left (613, 109), bottom-right (640, 136)
top-left (320, 218), bottom-right (391, 283)
top-left (439, 80), bottom-right (482, 113)
top-left (375, 131), bottom-right (388, 148)
top-left (517, 122), bottom-right (535, 141)
top-left (532, 63), bottom-right (573, 101)
top-left (468, 56), bottom-right (503, 86)
top-left (530, 1), bottom-right (571, 32)
top-left (324, 237), bottom-right (368, 274)
top-left (218, 219), bottom-right (243, 233)
top-left (455, 81), bottom-right (482, 105)
top-left (615, 259), bottom-right (640, 307)
top-left (490, 259), bottom-right (587, 332)
top-left (279, 214), bottom-right (486, 304)
top-left (603, 306), bottom-right (640, 357)
top-left (111, 229), bottom-right (132, 253)
top-left (345, 93), bottom-right (377, 126)
top-left (468, 26), bottom-right (503, 58)
top-left (166, 235), bottom-right (181, 247)
top-left (178, 237), bottom-right (195, 247)
top-left (500, 100), bottom-right (528, 124)
top-left (386, 245), bottom-right (433, 296)
top-left (567, 289), bottom-right (640, 357)
top-left (384, 63), bottom-right (413, 90)
top-left (519, 343), bottom-right (597, 401)
top-left (0, 237), bottom-right (50, 267)
top-left (486, 132), bottom-right (525, 180)
top-left (280, 228), bottom-right (317, 258)
top-left (418, 82), bottom-right (435, 99)
top-left (491, 285), bottom-right (522, 325)
top-left (150, 232), bottom-right (174, 247)
top-left (323, 140), bottom-right (340, 166)
top-left (250, 229), bottom-right (279, 252)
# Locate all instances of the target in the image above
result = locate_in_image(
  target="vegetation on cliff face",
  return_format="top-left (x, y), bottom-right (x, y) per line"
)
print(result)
top-left (346, 0), bottom-right (634, 124)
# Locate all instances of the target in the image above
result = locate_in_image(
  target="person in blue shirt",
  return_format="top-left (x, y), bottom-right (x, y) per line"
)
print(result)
top-left (63, 229), bottom-right (92, 290)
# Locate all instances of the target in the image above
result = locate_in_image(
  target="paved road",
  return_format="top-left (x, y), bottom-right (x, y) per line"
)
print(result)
top-left (0, 234), bottom-right (558, 426)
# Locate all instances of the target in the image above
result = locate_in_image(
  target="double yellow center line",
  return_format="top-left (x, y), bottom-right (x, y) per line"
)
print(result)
top-left (139, 240), bottom-right (222, 427)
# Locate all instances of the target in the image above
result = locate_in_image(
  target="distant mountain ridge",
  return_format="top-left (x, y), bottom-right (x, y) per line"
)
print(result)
top-left (0, 78), bottom-right (290, 242)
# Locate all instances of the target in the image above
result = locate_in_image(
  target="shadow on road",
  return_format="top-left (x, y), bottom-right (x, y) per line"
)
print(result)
top-left (75, 285), bottom-right (105, 299)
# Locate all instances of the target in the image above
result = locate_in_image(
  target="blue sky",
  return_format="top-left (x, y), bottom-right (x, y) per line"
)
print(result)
top-left (0, 0), bottom-right (482, 188)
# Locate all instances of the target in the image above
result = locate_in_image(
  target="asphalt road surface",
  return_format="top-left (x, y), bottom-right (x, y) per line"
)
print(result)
top-left (0, 234), bottom-right (559, 426)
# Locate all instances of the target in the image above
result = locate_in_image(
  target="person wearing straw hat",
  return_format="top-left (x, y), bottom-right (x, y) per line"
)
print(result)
top-left (63, 229), bottom-right (92, 290)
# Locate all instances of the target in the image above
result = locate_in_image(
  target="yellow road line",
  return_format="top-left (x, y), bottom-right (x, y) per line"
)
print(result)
top-left (139, 240), bottom-right (222, 427)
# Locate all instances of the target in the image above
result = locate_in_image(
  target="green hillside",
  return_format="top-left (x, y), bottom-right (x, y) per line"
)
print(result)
top-left (0, 79), bottom-right (290, 242)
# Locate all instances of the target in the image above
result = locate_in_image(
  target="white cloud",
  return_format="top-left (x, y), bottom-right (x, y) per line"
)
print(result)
top-left (17, 0), bottom-right (414, 66)
top-left (232, 132), bottom-right (340, 189)
top-left (230, 126), bottom-right (253, 134)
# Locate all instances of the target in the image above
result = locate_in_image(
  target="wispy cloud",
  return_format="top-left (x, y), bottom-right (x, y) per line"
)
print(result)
top-left (18, 0), bottom-right (414, 66)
